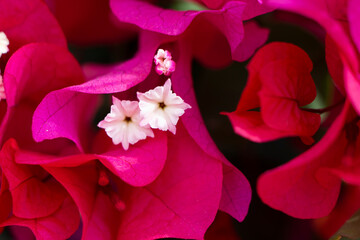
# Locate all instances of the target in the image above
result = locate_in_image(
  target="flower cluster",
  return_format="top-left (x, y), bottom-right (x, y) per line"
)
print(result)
top-left (153, 49), bottom-right (176, 76)
top-left (99, 63), bottom-right (191, 149)
top-left (1, 0), bottom-right (360, 239)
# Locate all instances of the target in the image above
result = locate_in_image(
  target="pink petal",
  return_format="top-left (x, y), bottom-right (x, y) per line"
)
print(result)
top-left (348, 0), bottom-right (360, 53)
top-left (3, 43), bottom-right (84, 107)
top-left (110, 0), bottom-right (247, 55)
top-left (232, 21), bottom-right (269, 62)
top-left (199, 0), bottom-right (273, 19)
top-left (2, 43), bottom-right (86, 149)
top-left (18, 131), bottom-right (167, 187)
top-left (117, 124), bottom-right (223, 239)
top-left (219, 164), bottom-right (251, 222)
top-left (95, 131), bottom-right (168, 186)
top-left (32, 90), bottom-right (97, 152)
top-left (70, 31), bottom-right (169, 94)
top-left (344, 65), bottom-right (360, 116)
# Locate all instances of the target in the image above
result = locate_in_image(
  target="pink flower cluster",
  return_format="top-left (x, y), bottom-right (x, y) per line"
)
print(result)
top-left (1, 0), bottom-right (359, 238)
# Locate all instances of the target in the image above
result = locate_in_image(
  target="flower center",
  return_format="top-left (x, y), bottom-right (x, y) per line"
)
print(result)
top-left (159, 102), bottom-right (166, 109)
top-left (124, 116), bottom-right (132, 123)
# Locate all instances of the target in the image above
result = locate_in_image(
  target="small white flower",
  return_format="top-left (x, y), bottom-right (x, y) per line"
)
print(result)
top-left (0, 32), bottom-right (9, 58)
top-left (137, 79), bottom-right (191, 134)
top-left (98, 97), bottom-right (154, 150)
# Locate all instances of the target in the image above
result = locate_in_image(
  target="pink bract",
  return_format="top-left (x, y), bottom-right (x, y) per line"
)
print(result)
top-left (110, 0), bottom-right (270, 64)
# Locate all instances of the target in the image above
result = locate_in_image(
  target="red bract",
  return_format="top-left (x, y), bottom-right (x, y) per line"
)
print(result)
top-left (0, 140), bottom-right (80, 240)
top-left (225, 42), bottom-right (320, 143)
top-left (257, 101), bottom-right (360, 219)
top-left (253, 0), bottom-right (360, 225)
top-left (0, 0), bottom-right (66, 62)
top-left (263, 0), bottom-right (360, 116)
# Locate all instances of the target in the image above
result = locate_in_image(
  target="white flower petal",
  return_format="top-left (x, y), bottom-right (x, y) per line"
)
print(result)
top-left (0, 32), bottom-right (9, 58)
top-left (98, 97), bottom-right (154, 150)
top-left (137, 79), bottom-right (191, 134)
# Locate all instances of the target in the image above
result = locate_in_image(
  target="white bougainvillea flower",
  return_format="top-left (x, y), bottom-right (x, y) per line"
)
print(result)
top-left (98, 97), bottom-right (154, 150)
top-left (0, 32), bottom-right (9, 58)
top-left (153, 49), bottom-right (176, 76)
top-left (137, 79), bottom-right (191, 134)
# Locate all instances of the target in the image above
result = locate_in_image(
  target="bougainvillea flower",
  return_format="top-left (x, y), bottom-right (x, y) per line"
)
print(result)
top-left (98, 97), bottom-right (154, 150)
top-left (153, 49), bottom-right (176, 76)
top-left (110, 0), bottom-right (270, 65)
top-left (0, 32), bottom-right (9, 58)
top-left (32, 31), bottom-right (251, 239)
top-left (44, 0), bottom-right (136, 45)
top-left (256, 100), bottom-right (360, 219)
top-left (0, 139), bottom-right (80, 240)
top-left (225, 42), bottom-right (321, 143)
top-left (137, 78), bottom-right (191, 134)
